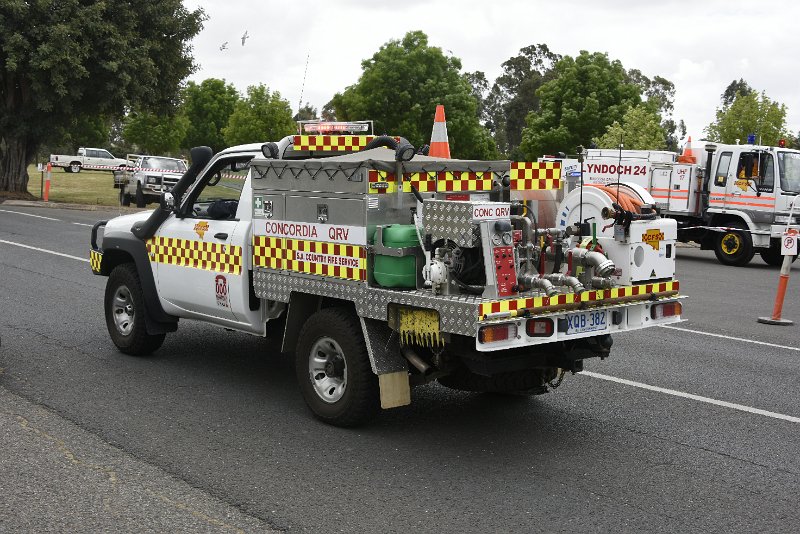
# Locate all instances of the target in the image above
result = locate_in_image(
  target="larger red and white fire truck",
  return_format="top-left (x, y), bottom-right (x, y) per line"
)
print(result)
top-left (89, 122), bottom-right (683, 426)
top-left (546, 139), bottom-right (800, 266)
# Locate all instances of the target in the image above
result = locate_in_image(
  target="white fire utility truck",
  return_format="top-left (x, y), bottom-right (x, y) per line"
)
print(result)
top-left (545, 140), bottom-right (800, 266)
top-left (89, 122), bottom-right (683, 426)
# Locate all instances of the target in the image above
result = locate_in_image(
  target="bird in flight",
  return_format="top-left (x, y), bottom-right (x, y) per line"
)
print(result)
top-left (219, 41), bottom-right (229, 51)
top-left (241, 31), bottom-right (249, 46)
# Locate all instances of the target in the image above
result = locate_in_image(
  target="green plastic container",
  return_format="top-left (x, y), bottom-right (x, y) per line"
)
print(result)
top-left (373, 225), bottom-right (419, 288)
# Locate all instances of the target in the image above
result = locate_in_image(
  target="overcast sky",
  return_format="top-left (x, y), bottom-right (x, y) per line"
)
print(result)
top-left (183, 0), bottom-right (800, 143)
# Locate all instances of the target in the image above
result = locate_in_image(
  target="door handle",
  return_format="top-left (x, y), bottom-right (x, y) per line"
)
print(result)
top-left (213, 232), bottom-right (228, 240)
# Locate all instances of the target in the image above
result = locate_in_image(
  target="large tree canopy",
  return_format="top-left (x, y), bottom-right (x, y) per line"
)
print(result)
top-left (705, 90), bottom-right (787, 146)
top-left (518, 51), bottom-right (641, 159)
top-left (182, 78), bottom-right (239, 153)
top-left (222, 85), bottom-right (295, 146)
top-left (326, 31), bottom-right (496, 160)
top-left (0, 0), bottom-right (204, 192)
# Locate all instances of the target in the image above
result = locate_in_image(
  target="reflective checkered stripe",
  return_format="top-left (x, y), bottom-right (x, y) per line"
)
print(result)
top-left (146, 237), bottom-right (242, 275)
top-left (294, 135), bottom-right (400, 152)
top-left (252, 236), bottom-right (367, 281)
top-left (436, 171), bottom-right (493, 192)
top-left (478, 280), bottom-right (680, 318)
top-left (402, 172), bottom-right (437, 193)
top-left (90, 249), bottom-right (103, 274)
top-left (510, 162), bottom-right (561, 190)
top-left (368, 170), bottom-right (398, 194)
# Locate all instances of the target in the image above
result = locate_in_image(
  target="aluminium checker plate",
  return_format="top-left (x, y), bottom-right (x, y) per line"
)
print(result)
top-left (253, 269), bottom-right (482, 336)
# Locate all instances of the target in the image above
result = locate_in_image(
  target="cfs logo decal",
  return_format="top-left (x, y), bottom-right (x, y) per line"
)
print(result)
top-left (642, 229), bottom-right (665, 251)
top-left (215, 274), bottom-right (230, 308)
top-left (194, 221), bottom-right (209, 239)
top-left (735, 179), bottom-right (749, 192)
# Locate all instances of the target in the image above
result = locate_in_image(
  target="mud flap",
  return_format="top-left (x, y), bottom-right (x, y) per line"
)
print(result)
top-left (359, 317), bottom-right (410, 409)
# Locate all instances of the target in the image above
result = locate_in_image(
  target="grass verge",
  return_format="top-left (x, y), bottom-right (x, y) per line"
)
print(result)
top-left (25, 165), bottom-right (119, 206)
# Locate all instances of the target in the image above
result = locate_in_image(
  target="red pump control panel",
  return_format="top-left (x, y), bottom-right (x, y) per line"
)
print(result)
top-left (493, 246), bottom-right (517, 297)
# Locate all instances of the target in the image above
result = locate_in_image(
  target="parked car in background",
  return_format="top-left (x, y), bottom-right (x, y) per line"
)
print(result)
top-left (114, 154), bottom-right (187, 207)
top-left (49, 147), bottom-right (128, 173)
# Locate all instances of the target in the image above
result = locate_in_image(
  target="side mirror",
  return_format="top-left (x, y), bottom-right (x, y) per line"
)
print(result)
top-left (160, 192), bottom-right (175, 212)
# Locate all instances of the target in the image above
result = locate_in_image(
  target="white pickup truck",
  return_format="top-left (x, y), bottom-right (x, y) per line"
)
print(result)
top-left (89, 133), bottom-right (684, 426)
top-left (114, 154), bottom-right (188, 208)
top-left (50, 147), bottom-right (128, 173)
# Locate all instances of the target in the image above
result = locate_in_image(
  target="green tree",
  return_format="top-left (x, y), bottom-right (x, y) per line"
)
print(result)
top-left (294, 102), bottom-right (318, 121)
top-left (0, 0), bottom-right (204, 192)
top-left (519, 51), bottom-right (641, 159)
top-left (326, 31), bottom-right (496, 159)
top-left (222, 85), bottom-right (295, 146)
top-left (123, 111), bottom-right (189, 155)
top-left (594, 105), bottom-right (667, 150)
top-left (705, 91), bottom-right (787, 145)
top-left (721, 78), bottom-right (754, 108)
top-left (182, 79), bottom-right (239, 153)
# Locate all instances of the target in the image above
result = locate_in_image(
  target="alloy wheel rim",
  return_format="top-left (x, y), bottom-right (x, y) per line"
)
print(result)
top-left (308, 337), bottom-right (347, 403)
top-left (112, 285), bottom-right (135, 336)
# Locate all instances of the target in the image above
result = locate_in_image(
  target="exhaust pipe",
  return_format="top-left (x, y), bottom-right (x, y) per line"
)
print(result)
top-left (401, 346), bottom-right (432, 375)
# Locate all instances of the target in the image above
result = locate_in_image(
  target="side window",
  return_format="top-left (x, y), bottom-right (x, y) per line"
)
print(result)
top-left (757, 154), bottom-right (774, 192)
top-left (99, 150), bottom-right (113, 159)
top-left (714, 152), bottom-right (732, 187)
top-left (86, 149), bottom-right (99, 158)
top-left (184, 157), bottom-right (252, 220)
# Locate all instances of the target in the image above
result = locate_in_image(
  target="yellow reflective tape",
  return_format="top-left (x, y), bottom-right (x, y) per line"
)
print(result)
top-left (146, 237), bottom-right (242, 274)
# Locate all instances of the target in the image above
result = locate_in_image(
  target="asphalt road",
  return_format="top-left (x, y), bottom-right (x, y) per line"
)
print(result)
top-left (1, 203), bottom-right (798, 533)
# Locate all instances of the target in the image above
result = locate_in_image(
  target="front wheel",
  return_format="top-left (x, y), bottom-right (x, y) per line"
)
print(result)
top-left (714, 222), bottom-right (755, 266)
top-left (104, 263), bottom-right (165, 355)
top-left (119, 188), bottom-right (131, 207)
top-left (135, 182), bottom-right (147, 208)
top-left (295, 308), bottom-right (379, 427)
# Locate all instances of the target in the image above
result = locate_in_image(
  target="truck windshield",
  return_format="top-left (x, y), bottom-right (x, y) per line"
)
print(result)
top-left (777, 152), bottom-right (800, 193)
top-left (141, 157), bottom-right (186, 172)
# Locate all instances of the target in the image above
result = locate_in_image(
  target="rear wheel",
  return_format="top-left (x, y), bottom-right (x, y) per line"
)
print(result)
top-left (104, 263), bottom-right (165, 355)
top-left (760, 239), bottom-right (798, 266)
top-left (714, 221), bottom-right (755, 266)
top-left (70, 162), bottom-right (81, 173)
top-left (295, 308), bottom-right (379, 427)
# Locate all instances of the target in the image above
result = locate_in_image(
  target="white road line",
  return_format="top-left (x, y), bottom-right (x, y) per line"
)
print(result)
top-left (71, 222), bottom-right (94, 227)
top-left (0, 209), bottom-right (60, 221)
top-left (581, 371), bottom-right (800, 424)
top-left (658, 324), bottom-right (800, 352)
top-left (0, 239), bottom-right (88, 263)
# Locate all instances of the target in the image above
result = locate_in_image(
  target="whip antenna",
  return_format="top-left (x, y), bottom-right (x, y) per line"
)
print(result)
top-left (298, 53), bottom-right (310, 115)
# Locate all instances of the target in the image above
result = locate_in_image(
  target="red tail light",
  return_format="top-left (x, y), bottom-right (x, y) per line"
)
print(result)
top-left (526, 318), bottom-right (554, 337)
top-left (651, 302), bottom-right (682, 319)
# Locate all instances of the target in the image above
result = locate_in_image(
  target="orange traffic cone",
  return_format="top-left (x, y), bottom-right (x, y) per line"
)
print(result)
top-left (677, 136), bottom-right (696, 163)
top-left (429, 105), bottom-right (450, 158)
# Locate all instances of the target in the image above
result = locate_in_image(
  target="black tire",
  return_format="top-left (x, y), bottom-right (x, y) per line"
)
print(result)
top-left (119, 188), bottom-right (131, 207)
top-left (760, 239), bottom-right (798, 266)
top-left (70, 162), bottom-right (81, 173)
top-left (63, 166), bottom-right (73, 174)
top-left (438, 365), bottom-right (556, 395)
top-left (714, 221), bottom-right (755, 266)
top-left (295, 308), bottom-right (379, 427)
top-left (135, 182), bottom-right (146, 208)
top-left (104, 263), bottom-right (166, 355)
